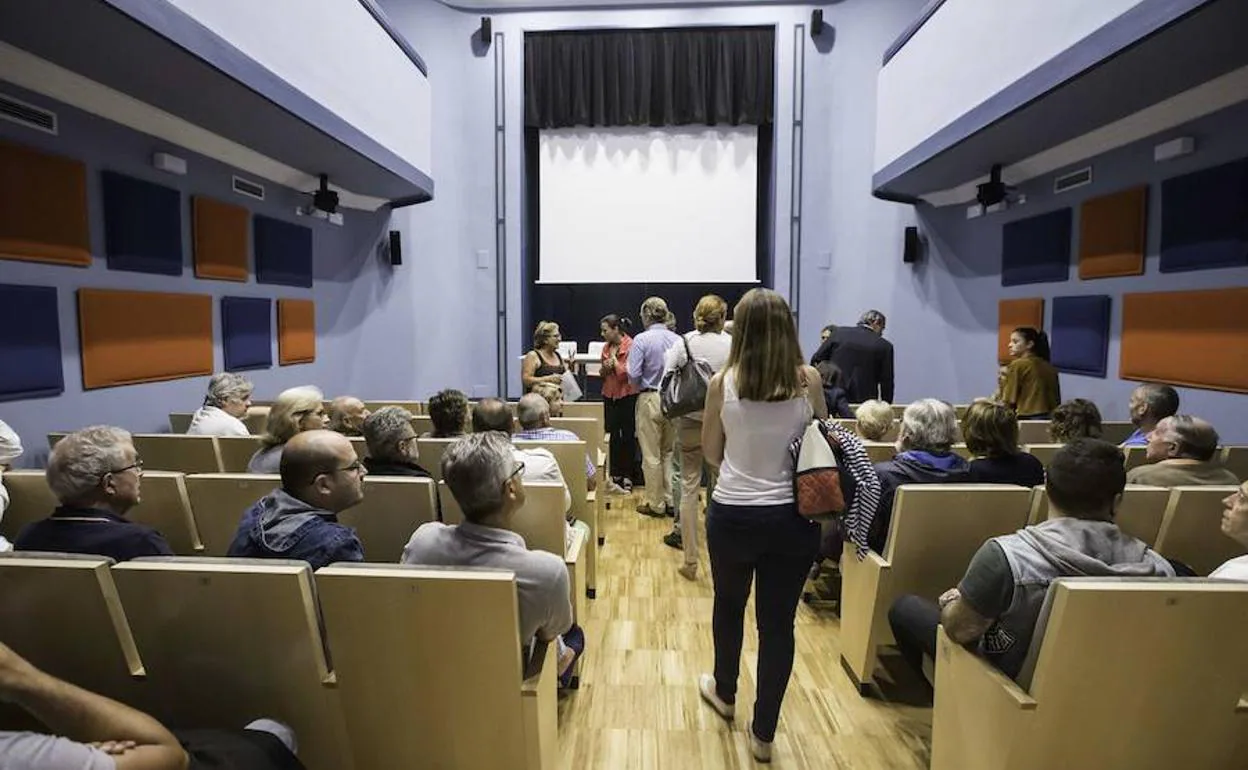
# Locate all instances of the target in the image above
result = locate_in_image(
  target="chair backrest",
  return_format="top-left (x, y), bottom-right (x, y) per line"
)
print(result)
top-left (215, 435), bottom-right (266, 473)
top-left (885, 484), bottom-right (1033, 598)
top-left (364, 401), bottom-right (425, 415)
top-left (1023, 443), bottom-right (1062, 466)
top-left (560, 401), bottom-right (603, 426)
top-left (131, 434), bottom-right (223, 474)
top-left (0, 469), bottom-right (58, 540)
top-left (415, 438), bottom-right (458, 483)
top-left (514, 440), bottom-right (588, 522)
top-left (347, 436), bottom-right (368, 459)
top-left (339, 477), bottom-right (438, 562)
top-left (112, 558), bottom-right (354, 770)
top-left (169, 412), bottom-right (194, 433)
top-left (953, 404), bottom-right (970, 420)
top-left (0, 554), bottom-right (145, 707)
top-left (439, 481), bottom-right (566, 557)
top-left (1155, 486), bottom-right (1245, 575)
top-left (1100, 421), bottom-right (1137, 445)
top-left (183, 473), bottom-right (281, 555)
top-left (951, 443), bottom-right (974, 461)
top-left (1027, 484), bottom-right (1172, 546)
top-left (1221, 446), bottom-right (1247, 482)
top-left (47, 432), bottom-right (68, 450)
top-left (844, 419), bottom-right (900, 443)
top-left (584, 341), bottom-right (605, 376)
top-left (1122, 444), bottom-right (1149, 470)
top-left (244, 407), bottom-right (270, 434)
top-left (557, 340), bottom-right (577, 362)
top-left (549, 417), bottom-right (601, 463)
top-left (411, 414), bottom-right (435, 437)
top-left (1019, 578), bottom-right (1248, 768)
top-left (890, 404), bottom-right (908, 419)
top-left (1016, 421), bottom-right (1052, 446)
top-left (862, 442), bottom-right (896, 464)
top-left (315, 564), bottom-right (530, 770)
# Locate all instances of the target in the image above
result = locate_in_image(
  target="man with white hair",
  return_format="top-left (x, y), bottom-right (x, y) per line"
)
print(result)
top-left (187, 372), bottom-right (253, 437)
top-left (869, 399), bottom-right (970, 552)
top-left (327, 396), bottom-right (370, 437)
top-left (15, 426), bottom-right (173, 561)
top-left (362, 406), bottom-right (430, 478)
top-left (514, 393), bottom-right (596, 491)
top-left (1127, 414), bottom-right (1239, 486)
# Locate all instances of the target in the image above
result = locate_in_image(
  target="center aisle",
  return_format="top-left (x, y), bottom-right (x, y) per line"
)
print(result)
top-left (557, 494), bottom-right (933, 769)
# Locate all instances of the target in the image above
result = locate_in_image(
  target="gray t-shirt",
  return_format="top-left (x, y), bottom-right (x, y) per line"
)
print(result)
top-left (0, 732), bottom-right (114, 769)
top-left (401, 521), bottom-right (572, 646)
top-left (248, 445), bottom-right (283, 474)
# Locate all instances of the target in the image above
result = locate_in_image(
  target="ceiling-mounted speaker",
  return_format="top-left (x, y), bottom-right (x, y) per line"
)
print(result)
top-left (388, 230), bottom-right (402, 266)
top-left (903, 225), bottom-right (922, 264)
top-left (480, 17), bottom-right (492, 45)
top-left (811, 9), bottom-right (824, 38)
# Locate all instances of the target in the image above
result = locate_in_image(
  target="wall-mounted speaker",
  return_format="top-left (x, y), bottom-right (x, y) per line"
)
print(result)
top-left (903, 225), bottom-right (921, 264)
top-left (811, 9), bottom-right (824, 38)
top-left (480, 17), bottom-right (492, 45)
top-left (388, 230), bottom-right (402, 266)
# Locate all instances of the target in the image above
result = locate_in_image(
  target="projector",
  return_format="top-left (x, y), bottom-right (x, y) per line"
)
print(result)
top-left (976, 164), bottom-right (1009, 208)
top-left (311, 173), bottom-right (339, 214)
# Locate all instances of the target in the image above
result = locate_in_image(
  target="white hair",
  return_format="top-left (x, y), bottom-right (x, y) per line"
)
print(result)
top-left (205, 372), bottom-right (253, 407)
top-left (362, 406), bottom-right (415, 462)
top-left (46, 426), bottom-right (132, 503)
top-left (442, 432), bottom-right (515, 522)
top-left (898, 399), bottom-right (959, 452)
top-left (516, 393), bottom-right (550, 431)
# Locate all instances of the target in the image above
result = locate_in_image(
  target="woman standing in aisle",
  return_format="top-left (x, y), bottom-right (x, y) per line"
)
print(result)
top-left (997, 327), bottom-right (1061, 419)
top-left (697, 288), bottom-right (827, 763)
top-left (600, 314), bottom-right (639, 491)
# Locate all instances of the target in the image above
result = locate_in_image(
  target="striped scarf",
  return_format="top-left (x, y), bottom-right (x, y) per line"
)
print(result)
top-left (824, 421), bottom-right (882, 559)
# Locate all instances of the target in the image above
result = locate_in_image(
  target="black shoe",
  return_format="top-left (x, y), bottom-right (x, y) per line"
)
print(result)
top-left (665, 504), bottom-right (677, 517)
top-left (636, 503), bottom-right (667, 518)
top-left (663, 531), bottom-right (683, 549)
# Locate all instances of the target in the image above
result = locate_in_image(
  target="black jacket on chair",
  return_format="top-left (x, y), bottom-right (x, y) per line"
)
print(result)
top-left (810, 324), bottom-right (895, 403)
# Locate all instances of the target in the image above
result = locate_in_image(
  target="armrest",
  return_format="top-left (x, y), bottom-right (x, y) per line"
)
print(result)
top-left (564, 524), bottom-right (587, 564)
top-left (838, 541), bottom-right (893, 687)
top-left (586, 490), bottom-right (596, 505)
top-left (1237, 696), bottom-right (1248, 714)
top-left (521, 640), bottom-right (558, 770)
top-left (522, 639), bottom-right (553, 689)
top-left (937, 626), bottom-right (1036, 710)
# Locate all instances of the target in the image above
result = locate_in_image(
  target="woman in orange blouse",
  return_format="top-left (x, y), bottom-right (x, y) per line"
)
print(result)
top-left (600, 314), bottom-right (640, 489)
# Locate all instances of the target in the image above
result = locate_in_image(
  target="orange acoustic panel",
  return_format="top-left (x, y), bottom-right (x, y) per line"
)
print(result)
top-left (278, 299), bottom-right (316, 365)
top-left (0, 140), bottom-right (91, 266)
top-left (1079, 185), bottom-right (1147, 279)
top-left (1121, 288), bottom-right (1248, 393)
top-left (78, 289), bottom-right (214, 389)
top-left (192, 196), bottom-right (249, 281)
top-left (999, 298), bottom-right (1045, 364)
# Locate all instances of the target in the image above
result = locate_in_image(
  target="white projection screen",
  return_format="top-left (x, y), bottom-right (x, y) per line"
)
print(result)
top-left (538, 127), bottom-right (758, 284)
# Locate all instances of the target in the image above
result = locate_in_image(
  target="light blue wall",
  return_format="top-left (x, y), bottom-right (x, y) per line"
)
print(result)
top-left (377, 0), bottom-right (928, 396)
top-left (0, 80), bottom-right (392, 467)
top-left (913, 99), bottom-right (1248, 440)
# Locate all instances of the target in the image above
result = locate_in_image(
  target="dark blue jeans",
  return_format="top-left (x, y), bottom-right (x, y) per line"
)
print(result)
top-left (707, 500), bottom-right (820, 742)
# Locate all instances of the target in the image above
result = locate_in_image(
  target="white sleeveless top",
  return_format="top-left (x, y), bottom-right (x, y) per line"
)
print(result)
top-left (712, 368), bottom-right (812, 506)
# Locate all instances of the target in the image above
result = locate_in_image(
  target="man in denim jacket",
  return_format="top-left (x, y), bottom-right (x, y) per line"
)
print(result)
top-left (229, 430), bottom-right (367, 569)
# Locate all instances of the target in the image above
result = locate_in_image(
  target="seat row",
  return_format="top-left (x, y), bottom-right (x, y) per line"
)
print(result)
top-left (831, 417), bottom-right (1138, 446)
top-left (0, 552), bottom-right (561, 770)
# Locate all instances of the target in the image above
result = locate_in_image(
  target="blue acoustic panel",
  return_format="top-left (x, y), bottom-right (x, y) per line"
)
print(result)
top-left (221, 297), bottom-right (272, 371)
top-left (1001, 208), bottom-right (1073, 286)
top-left (0, 283), bottom-right (64, 401)
top-left (101, 171), bottom-right (183, 275)
top-left (254, 215), bottom-right (313, 288)
top-left (1050, 295), bottom-right (1112, 378)
top-left (1159, 157), bottom-right (1248, 273)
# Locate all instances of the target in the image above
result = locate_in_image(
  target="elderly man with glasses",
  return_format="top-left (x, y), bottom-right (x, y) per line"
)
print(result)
top-left (228, 430), bottom-right (367, 569)
top-left (15, 426), bottom-right (171, 561)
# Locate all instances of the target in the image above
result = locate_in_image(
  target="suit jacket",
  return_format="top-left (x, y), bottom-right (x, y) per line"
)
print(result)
top-left (811, 324), bottom-right (895, 403)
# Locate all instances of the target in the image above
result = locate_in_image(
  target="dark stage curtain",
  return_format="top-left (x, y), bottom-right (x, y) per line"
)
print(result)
top-left (524, 27), bottom-right (775, 129)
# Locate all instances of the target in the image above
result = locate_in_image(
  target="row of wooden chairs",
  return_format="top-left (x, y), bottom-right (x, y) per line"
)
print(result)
top-left (832, 417), bottom-right (1138, 446)
top-left (0, 552), bottom-right (560, 770)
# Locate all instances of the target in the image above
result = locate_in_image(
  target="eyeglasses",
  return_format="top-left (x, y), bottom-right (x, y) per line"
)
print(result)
top-left (508, 461), bottom-right (526, 481)
top-left (102, 459), bottom-right (144, 478)
top-left (336, 460), bottom-right (366, 475)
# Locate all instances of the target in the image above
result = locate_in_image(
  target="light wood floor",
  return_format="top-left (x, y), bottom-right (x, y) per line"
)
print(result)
top-left (558, 494), bottom-right (932, 769)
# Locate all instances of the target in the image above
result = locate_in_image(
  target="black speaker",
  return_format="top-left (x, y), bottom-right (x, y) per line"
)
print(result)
top-left (480, 17), bottom-right (492, 44)
top-left (388, 230), bottom-right (402, 266)
top-left (903, 225), bottom-right (921, 264)
top-left (811, 9), bottom-right (824, 37)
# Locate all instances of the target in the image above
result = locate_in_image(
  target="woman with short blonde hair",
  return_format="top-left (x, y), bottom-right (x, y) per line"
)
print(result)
top-left (854, 400), bottom-right (893, 441)
top-left (248, 386), bottom-right (326, 473)
top-left (697, 288), bottom-right (826, 763)
top-left (521, 321), bottom-right (566, 391)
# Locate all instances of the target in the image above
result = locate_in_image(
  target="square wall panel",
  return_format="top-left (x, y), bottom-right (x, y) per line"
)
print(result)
top-left (1079, 186), bottom-right (1146, 279)
top-left (1050, 295), bottom-right (1111, 378)
top-left (78, 289), bottom-right (213, 389)
top-left (255, 215), bottom-right (313, 288)
top-left (101, 171), bottom-right (183, 275)
top-left (222, 297), bottom-right (272, 371)
top-left (278, 299), bottom-right (315, 365)
top-left (0, 283), bottom-right (64, 400)
top-left (193, 196), bottom-right (249, 281)
top-left (1159, 157), bottom-right (1248, 273)
top-left (1001, 208), bottom-right (1072, 286)
top-left (1121, 288), bottom-right (1248, 393)
top-left (0, 141), bottom-right (91, 267)
top-left (998, 298), bottom-right (1045, 364)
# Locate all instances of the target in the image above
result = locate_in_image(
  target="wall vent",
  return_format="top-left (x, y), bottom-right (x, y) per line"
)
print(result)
top-left (0, 92), bottom-right (57, 135)
top-left (1054, 166), bottom-right (1093, 194)
top-left (232, 175), bottom-right (265, 201)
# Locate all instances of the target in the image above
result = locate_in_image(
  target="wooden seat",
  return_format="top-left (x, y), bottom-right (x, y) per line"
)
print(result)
top-left (1100, 421), bottom-right (1137, 445)
top-left (215, 435), bottom-right (266, 473)
top-left (415, 437), bottom-right (458, 484)
top-left (1155, 486), bottom-right (1246, 575)
top-left (839, 484), bottom-right (1033, 690)
top-left (516, 439), bottom-right (598, 599)
top-left (112, 558), bottom-right (354, 770)
top-left (1016, 421), bottom-right (1052, 446)
top-left (169, 412), bottom-right (194, 433)
top-left (183, 473), bottom-right (281, 555)
top-left (364, 400), bottom-right (425, 415)
top-left (338, 476), bottom-right (438, 562)
top-left (932, 578), bottom-right (1248, 770)
top-left (550, 417), bottom-right (606, 540)
top-left (0, 470), bottom-right (203, 555)
top-left (862, 442), bottom-right (895, 464)
top-left (0, 554), bottom-right (145, 714)
top-left (131, 434), bottom-right (223, 474)
top-left (411, 414), bottom-right (435, 436)
top-left (1026, 484), bottom-right (1171, 546)
top-left (1022, 443), bottom-right (1062, 466)
top-left (316, 564), bottom-right (558, 770)
top-left (1221, 446), bottom-right (1247, 482)
top-left (1122, 444), bottom-right (1149, 470)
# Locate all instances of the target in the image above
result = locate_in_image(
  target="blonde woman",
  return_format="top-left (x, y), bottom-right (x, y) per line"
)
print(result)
top-left (248, 386), bottom-right (327, 473)
top-left (521, 321), bottom-right (566, 391)
top-left (854, 400), bottom-right (894, 442)
top-left (664, 294), bottom-right (732, 579)
top-left (697, 289), bottom-right (827, 762)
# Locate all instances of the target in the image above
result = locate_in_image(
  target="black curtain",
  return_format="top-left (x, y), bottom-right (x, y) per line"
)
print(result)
top-left (525, 27), bottom-right (774, 129)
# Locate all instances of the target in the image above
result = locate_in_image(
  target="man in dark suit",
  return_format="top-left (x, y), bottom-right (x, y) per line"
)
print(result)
top-left (810, 309), bottom-right (894, 403)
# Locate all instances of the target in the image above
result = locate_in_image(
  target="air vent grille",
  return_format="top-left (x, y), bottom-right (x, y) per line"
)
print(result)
top-left (232, 175), bottom-right (265, 201)
top-left (1054, 166), bottom-right (1093, 194)
top-left (0, 93), bottom-right (57, 134)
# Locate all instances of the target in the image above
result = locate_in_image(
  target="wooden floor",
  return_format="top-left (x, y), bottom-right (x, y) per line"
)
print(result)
top-left (558, 493), bottom-right (932, 769)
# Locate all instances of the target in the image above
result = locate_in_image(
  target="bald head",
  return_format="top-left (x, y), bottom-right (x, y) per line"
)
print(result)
top-left (472, 398), bottom-right (515, 434)
top-left (516, 393), bottom-right (551, 431)
top-left (1152, 415), bottom-right (1220, 462)
top-left (328, 396), bottom-right (369, 436)
top-left (280, 430), bottom-right (366, 512)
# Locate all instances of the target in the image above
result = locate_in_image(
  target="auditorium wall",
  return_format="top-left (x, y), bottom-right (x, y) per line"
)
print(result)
top-left (0, 81), bottom-right (394, 467)
top-left (910, 100), bottom-right (1248, 441)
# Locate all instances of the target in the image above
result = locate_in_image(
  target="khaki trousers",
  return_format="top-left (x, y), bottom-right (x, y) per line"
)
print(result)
top-left (635, 392), bottom-right (675, 510)
top-left (676, 416), bottom-right (717, 567)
